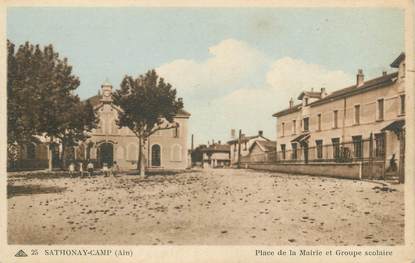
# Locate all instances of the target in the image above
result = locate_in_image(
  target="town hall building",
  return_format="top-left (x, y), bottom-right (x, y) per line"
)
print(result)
top-left (78, 82), bottom-right (191, 171)
top-left (9, 82), bottom-right (191, 171)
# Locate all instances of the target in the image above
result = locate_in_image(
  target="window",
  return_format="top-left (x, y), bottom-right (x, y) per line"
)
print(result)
top-left (317, 114), bottom-right (321, 131)
top-left (333, 110), bottom-right (338, 128)
top-left (352, 136), bottom-right (363, 159)
top-left (151, 144), bottom-right (161, 167)
top-left (280, 144), bottom-right (286, 160)
top-left (305, 98), bottom-right (309, 106)
top-left (400, 94), bottom-right (405, 115)
top-left (354, 105), bottom-right (360, 125)
top-left (292, 120), bottom-right (296, 134)
top-left (316, 140), bottom-right (323, 159)
top-left (281, 122), bottom-right (285, 137)
top-left (303, 117), bottom-right (309, 132)
top-left (291, 143), bottom-right (298, 160)
top-left (332, 138), bottom-right (340, 159)
top-left (375, 133), bottom-right (385, 158)
top-left (244, 142), bottom-right (247, 150)
top-left (377, 99), bottom-right (384, 121)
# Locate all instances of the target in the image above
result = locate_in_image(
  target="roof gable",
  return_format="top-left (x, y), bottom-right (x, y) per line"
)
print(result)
top-left (84, 94), bottom-right (191, 118)
top-left (227, 135), bottom-right (270, 144)
top-left (250, 140), bottom-right (276, 152)
top-left (390, 52), bottom-right (405, 68)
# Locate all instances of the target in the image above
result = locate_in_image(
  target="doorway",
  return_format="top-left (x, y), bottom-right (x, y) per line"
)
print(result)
top-left (98, 143), bottom-right (114, 167)
top-left (151, 144), bottom-right (161, 167)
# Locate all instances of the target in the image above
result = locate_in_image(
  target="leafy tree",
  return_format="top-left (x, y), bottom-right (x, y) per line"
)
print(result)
top-left (7, 40), bottom-right (97, 170)
top-left (191, 144), bottom-right (207, 165)
top-left (113, 70), bottom-right (183, 176)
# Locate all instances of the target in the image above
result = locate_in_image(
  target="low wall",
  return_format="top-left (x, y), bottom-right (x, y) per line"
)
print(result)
top-left (244, 162), bottom-right (363, 180)
top-left (362, 161), bottom-right (385, 179)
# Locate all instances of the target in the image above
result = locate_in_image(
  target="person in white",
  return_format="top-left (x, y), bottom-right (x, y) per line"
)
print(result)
top-left (79, 161), bottom-right (84, 177)
top-left (68, 162), bottom-right (75, 177)
top-left (87, 160), bottom-right (94, 176)
top-left (102, 163), bottom-right (109, 177)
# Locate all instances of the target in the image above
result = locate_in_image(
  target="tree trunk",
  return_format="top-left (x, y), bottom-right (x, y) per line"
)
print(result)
top-left (48, 137), bottom-right (53, 171)
top-left (48, 144), bottom-right (52, 171)
top-left (137, 136), bottom-right (146, 177)
top-left (61, 142), bottom-right (66, 170)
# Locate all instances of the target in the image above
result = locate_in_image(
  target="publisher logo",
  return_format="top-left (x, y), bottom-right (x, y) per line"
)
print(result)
top-left (15, 250), bottom-right (28, 257)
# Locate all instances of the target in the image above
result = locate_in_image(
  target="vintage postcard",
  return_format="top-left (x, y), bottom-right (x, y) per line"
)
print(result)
top-left (0, 0), bottom-right (414, 262)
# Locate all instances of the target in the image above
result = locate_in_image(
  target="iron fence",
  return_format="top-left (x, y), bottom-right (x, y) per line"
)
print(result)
top-left (276, 138), bottom-right (385, 163)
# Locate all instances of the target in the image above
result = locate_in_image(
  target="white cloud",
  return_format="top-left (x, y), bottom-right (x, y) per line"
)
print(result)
top-left (266, 57), bottom-right (353, 99)
top-left (156, 40), bottom-right (354, 145)
top-left (156, 39), bottom-right (269, 98)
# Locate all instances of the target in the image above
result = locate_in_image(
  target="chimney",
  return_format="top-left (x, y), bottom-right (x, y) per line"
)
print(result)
top-left (212, 139), bottom-right (215, 145)
top-left (320, 87), bottom-right (327, 98)
top-left (382, 70), bottom-right (387, 76)
top-left (356, 69), bottom-right (364, 87)
top-left (289, 98), bottom-right (294, 108)
top-left (191, 134), bottom-right (194, 150)
top-left (258, 130), bottom-right (263, 136)
top-left (218, 140), bottom-right (221, 145)
top-left (230, 129), bottom-right (236, 139)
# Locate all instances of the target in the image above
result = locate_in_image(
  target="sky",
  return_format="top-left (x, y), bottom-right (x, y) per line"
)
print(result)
top-left (7, 7), bottom-right (404, 146)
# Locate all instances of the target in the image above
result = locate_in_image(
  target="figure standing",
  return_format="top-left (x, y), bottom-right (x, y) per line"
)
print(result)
top-left (68, 162), bottom-right (75, 177)
top-left (102, 163), bottom-right (109, 177)
top-left (87, 160), bottom-right (94, 176)
top-left (111, 161), bottom-right (120, 177)
top-left (79, 161), bottom-right (84, 177)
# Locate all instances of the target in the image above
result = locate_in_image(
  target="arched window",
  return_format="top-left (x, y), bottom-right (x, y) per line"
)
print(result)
top-left (151, 144), bottom-right (161, 167)
top-left (171, 144), bottom-right (182, 162)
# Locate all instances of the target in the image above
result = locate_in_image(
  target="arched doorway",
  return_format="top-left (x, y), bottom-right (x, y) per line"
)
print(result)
top-left (98, 143), bottom-right (114, 167)
top-left (151, 144), bottom-right (161, 167)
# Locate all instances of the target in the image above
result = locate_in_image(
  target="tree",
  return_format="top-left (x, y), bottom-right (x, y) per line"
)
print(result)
top-left (191, 144), bottom-right (207, 165)
top-left (55, 99), bottom-right (98, 168)
top-left (7, 40), bottom-right (97, 170)
top-left (113, 70), bottom-right (184, 177)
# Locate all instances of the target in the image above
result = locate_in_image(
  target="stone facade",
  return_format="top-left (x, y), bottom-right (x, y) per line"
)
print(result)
top-left (227, 131), bottom-right (270, 165)
top-left (79, 82), bottom-right (191, 171)
top-left (272, 53), bottom-right (406, 180)
top-left (10, 82), bottom-right (191, 171)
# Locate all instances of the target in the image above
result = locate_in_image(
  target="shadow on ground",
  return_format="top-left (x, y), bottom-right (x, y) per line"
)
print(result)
top-left (7, 184), bottom-right (67, 198)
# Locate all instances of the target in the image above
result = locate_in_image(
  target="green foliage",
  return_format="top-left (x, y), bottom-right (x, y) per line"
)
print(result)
top-left (113, 69), bottom-right (184, 173)
top-left (191, 145), bottom-right (207, 163)
top-left (113, 69), bottom-right (183, 139)
top-left (7, 40), bottom-right (98, 167)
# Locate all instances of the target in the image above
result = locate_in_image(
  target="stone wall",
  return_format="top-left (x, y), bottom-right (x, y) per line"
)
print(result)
top-left (244, 162), bottom-right (364, 180)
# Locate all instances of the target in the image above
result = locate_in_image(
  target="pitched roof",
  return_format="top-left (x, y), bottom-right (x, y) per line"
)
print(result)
top-left (227, 134), bottom-right (270, 144)
top-left (297, 91), bottom-right (322, 100)
top-left (273, 71), bottom-right (398, 117)
top-left (272, 103), bottom-right (302, 117)
top-left (250, 140), bottom-right (276, 152)
top-left (390, 52), bottom-right (405, 68)
top-left (202, 144), bottom-right (230, 153)
top-left (309, 71), bottom-right (398, 107)
top-left (84, 94), bottom-right (191, 117)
